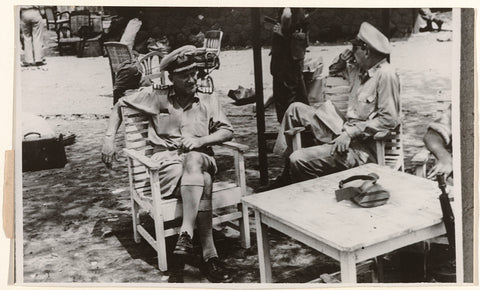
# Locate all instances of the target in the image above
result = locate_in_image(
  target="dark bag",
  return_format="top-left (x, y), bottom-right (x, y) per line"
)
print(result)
top-left (22, 133), bottom-right (67, 172)
top-left (335, 173), bottom-right (390, 208)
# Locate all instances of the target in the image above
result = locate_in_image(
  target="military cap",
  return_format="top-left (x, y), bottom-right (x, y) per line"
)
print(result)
top-left (159, 45), bottom-right (197, 73)
top-left (352, 22), bottom-right (391, 54)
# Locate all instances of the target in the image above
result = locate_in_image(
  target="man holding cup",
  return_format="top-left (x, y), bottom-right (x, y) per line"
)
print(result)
top-left (271, 22), bottom-right (401, 185)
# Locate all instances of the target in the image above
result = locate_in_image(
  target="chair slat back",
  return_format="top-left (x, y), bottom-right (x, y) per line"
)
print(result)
top-left (122, 107), bottom-right (150, 150)
top-left (382, 125), bottom-right (404, 171)
top-left (44, 7), bottom-right (55, 22)
top-left (122, 107), bottom-right (153, 192)
top-left (138, 51), bottom-right (165, 85)
top-left (204, 30), bottom-right (223, 54)
top-left (69, 13), bottom-right (91, 36)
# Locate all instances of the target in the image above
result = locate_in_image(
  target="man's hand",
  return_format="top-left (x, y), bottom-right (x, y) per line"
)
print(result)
top-left (181, 136), bottom-right (204, 151)
top-left (101, 136), bottom-right (116, 169)
top-left (427, 155), bottom-right (453, 179)
top-left (329, 132), bottom-right (351, 155)
top-left (339, 49), bottom-right (354, 63)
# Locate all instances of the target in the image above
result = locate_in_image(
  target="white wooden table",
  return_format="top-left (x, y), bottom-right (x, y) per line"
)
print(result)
top-left (242, 163), bottom-right (446, 283)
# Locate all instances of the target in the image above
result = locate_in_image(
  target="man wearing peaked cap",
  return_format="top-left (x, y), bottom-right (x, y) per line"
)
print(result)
top-left (353, 21), bottom-right (391, 55)
top-left (159, 45), bottom-right (198, 73)
top-left (270, 21), bottom-right (401, 186)
top-left (101, 45), bottom-right (234, 283)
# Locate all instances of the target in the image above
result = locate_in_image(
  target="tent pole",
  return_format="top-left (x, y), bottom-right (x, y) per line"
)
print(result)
top-left (251, 8), bottom-right (269, 185)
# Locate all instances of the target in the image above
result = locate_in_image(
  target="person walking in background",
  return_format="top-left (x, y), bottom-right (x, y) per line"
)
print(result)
top-left (20, 6), bottom-right (46, 67)
top-left (270, 8), bottom-right (309, 122)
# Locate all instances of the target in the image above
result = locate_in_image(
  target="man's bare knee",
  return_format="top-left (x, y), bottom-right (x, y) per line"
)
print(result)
top-left (287, 102), bottom-right (309, 115)
top-left (183, 151), bottom-right (206, 173)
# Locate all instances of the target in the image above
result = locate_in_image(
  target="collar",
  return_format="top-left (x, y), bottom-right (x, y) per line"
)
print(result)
top-left (366, 58), bottom-right (388, 77)
top-left (167, 87), bottom-right (200, 110)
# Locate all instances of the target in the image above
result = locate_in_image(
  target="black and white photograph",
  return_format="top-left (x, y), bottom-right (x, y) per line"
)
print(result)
top-left (11, 3), bottom-right (476, 286)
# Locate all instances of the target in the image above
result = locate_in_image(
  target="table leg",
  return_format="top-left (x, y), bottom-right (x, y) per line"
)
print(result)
top-left (340, 252), bottom-right (357, 283)
top-left (255, 211), bottom-right (272, 283)
top-left (372, 256), bottom-right (384, 282)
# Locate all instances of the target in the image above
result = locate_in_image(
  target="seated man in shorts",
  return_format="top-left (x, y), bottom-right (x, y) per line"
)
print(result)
top-left (101, 45), bottom-right (233, 283)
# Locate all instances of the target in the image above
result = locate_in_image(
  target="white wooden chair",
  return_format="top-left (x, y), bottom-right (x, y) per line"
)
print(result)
top-left (193, 30), bottom-right (223, 94)
top-left (288, 76), bottom-right (405, 172)
top-left (203, 30), bottom-right (223, 63)
top-left (121, 106), bottom-right (251, 271)
top-left (138, 51), bottom-right (165, 86)
top-left (104, 42), bottom-right (135, 87)
top-left (196, 30), bottom-right (223, 72)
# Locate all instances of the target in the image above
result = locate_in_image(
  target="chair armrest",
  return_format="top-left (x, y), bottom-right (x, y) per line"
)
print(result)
top-left (284, 127), bottom-right (306, 136)
top-left (218, 141), bottom-right (249, 153)
top-left (56, 11), bottom-right (70, 19)
top-left (123, 148), bottom-right (161, 170)
top-left (411, 148), bottom-right (431, 165)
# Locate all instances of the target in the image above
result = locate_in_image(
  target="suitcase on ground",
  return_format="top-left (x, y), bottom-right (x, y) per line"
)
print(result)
top-left (22, 133), bottom-right (67, 172)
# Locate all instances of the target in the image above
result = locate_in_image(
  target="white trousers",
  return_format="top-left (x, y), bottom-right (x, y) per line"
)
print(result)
top-left (20, 8), bottom-right (44, 63)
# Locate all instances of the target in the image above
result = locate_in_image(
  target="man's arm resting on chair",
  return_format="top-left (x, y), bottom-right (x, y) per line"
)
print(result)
top-left (101, 100), bottom-right (124, 168)
top-left (181, 129), bottom-right (233, 151)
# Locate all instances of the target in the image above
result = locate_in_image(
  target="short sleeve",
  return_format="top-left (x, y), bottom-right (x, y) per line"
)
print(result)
top-left (207, 93), bottom-right (234, 133)
top-left (121, 86), bottom-right (169, 115)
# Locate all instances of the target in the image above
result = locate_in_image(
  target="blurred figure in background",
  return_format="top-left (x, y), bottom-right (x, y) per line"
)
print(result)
top-left (418, 8), bottom-right (444, 32)
top-left (20, 6), bottom-right (46, 67)
top-left (270, 8), bottom-right (309, 122)
top-left (188, 27), bottom-right (205, 48)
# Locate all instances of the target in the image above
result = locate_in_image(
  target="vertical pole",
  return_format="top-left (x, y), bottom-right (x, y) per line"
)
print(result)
top-left (460, 8), bottom-right (475, 283)
top-left (251, 8), bottom-right (269, 185)
top-left (382, 8), bottom-right (391, 63)
top-left (382, 8), bottom-right (391, 39)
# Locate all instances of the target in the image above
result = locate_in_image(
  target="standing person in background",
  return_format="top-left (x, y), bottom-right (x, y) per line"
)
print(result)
top-left (270, 8), bottom-right (309, 122)
top-left (20, 6), bottom-right (46, 67)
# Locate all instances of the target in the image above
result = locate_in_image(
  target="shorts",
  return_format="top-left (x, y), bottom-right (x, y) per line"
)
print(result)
top-left (150, 150), bottom-right (217, 198)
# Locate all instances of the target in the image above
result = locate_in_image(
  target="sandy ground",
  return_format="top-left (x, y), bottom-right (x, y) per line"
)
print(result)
top-left (19, 16), bottom-right (454, 284)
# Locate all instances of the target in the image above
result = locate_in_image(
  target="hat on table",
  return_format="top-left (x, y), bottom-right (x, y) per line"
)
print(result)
top-left (351, 22), bottom-right (391, 54)
top-left (159, 45), bottom-right (197, 73)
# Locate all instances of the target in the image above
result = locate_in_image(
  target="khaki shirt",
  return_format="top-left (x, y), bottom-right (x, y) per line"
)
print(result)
top-left (121, 86), bottom-right (233, 150)
top-left (333, 58), bottom-right (401, 138)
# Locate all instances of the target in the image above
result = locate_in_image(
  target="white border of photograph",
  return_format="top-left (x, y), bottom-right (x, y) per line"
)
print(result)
top-left (5, 0), bottom-right (477, 289)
